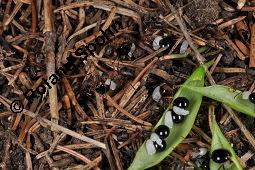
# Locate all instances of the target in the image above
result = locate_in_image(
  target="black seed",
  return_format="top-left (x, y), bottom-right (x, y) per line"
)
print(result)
top-left (116, 43), bottom-right (131, 56)
top-left (200, 159), bottom-right (210, 170)
top-left (172, 110), bottom-right (185, 123)
top-left (159, 36), bottom-right (175, 48)
top-left (153, 140), bottom-right (166, 152)
top-left (95, 82), bottom-right (110, 94)
top-left (173, 97), bottom-right (189, 108)
top-left (159, 84), bottom-right (171, 97)
top-left (249, 93), bottom-right (255, 104)
top-left (75, 46), bottom-right (85, 56)
top-left (105, 45), bottom-right (114, 56)
top-left (155, 125), bottom-right (169, 139)
top-left (211, 149), bottom-right (230, 163)
top-left (200, 153), bottom-right (210, 170)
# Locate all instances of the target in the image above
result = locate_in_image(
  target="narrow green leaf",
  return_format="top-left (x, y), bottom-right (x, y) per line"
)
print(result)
top-left (210, 116), bottom-right (243, 170)
top-left (181, 85), bottom-right (255, 117)
top-left (128, 61), bottom-right (213, 170)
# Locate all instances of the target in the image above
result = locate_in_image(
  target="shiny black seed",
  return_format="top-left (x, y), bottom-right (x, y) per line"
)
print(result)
top-left (173, 97), bottom-right (189, 108)
top-left (95, 82), bottom-right (110, 94)
top-left (159, 84), bottom-right (171, 97)
top-left (153, 140), bottom-right (166, 152)
top-left (200, 159), bottom-right (209, 170)
top-left (155, 125), bottom-right (169, 139)
top-left (117, 43), bottom-right (131, 56)
top-left (249, 93), bottom-right (255, 104)
top-left (211, 149), bottom-right (230, 163)
top-left (105, 45), bottom-right (114, 56)
top-left (159, 36), bottom-right (175, 48)
top-left (200, 153), bottom-right (210, 170)
top-left (172, 110), bottom-right (185, 123)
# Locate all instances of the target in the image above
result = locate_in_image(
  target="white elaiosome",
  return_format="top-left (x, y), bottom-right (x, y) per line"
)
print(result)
top-left (128, 43), bottom-right (136, 58)
top-left (173, 106), bottom-right (189, 115)
top-left (242, 91), bottom-right (251, 99)
top-left (105, 78), bottom-right (111, 85)
top-left (180, 40), bottom-right (189, 53)
top-left (195, 159), bottom-right (202, 167)
top-left (153, 36), bottom-right (163, 50)
top-left (105, 79), bottom-right (117, 91)
top-left (192, 152), bottom-right (200, 159)
top-left (198, 148), bottom-right (208, 156)
top-left (152, 86), bottom-right (162, 102)
top-left (109, 81), bottom-right (117, 90)
top-left (164, 111), bottom-right (173, 128)
top-left (192, 147), bottom-right (208, 159)
top-left (146, 139), bottom-right (156, 155)
top-left (150, 133), bottom-right (163, 147)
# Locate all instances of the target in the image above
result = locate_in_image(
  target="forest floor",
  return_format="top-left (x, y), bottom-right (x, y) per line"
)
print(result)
top-left (0, 0), bottom-right (255, 169)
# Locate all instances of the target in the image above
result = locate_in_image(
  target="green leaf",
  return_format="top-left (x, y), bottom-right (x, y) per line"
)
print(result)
top-left (181, 85), bottom-right (255, 117)
top-left (128, 61), bottom-right (213, 170)
top-left (210, 116), bottom-right (243, 170)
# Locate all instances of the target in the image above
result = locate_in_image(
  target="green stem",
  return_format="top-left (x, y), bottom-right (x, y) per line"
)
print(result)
top-left (169, 46), bottom-right (210, 59)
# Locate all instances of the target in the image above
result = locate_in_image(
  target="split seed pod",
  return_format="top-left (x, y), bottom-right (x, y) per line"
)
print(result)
top-left (128, 61), bottom-right (214, 170)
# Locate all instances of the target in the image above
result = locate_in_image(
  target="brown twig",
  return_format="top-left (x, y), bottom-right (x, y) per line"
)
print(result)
top-left (43, 0), bottom-right (59, 128)
top-left (250, 23), bottom-right (255, 67)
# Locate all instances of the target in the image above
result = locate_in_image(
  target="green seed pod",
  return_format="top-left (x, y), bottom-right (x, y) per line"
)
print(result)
top-left (210, 115), bottom-right (243, 170)
top-left (128, 61), bottom-right (214, 170)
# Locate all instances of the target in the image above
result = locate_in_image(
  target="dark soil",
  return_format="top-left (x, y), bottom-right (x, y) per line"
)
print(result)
top-left (184, 0), bottom-right (221, 27)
